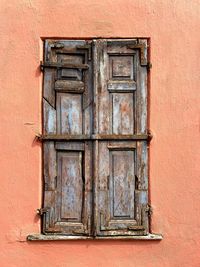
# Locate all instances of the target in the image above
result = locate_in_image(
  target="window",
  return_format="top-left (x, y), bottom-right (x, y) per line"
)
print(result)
top-left (32, 39), bottom-right (161, 240)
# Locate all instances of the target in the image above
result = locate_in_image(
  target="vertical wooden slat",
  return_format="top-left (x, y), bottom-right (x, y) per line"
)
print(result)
top-left (43, 40), bottom-right (57, 108)
top-left (83, 41), bottom-right (93, 135)
top-left (43, 99), bottom-right (56, 134)
top-left (93, 40), bottom-right (100, 236)
top-left (43, 142), bottom-right (56, 191)
top-left (43, 142), bottom-right (57, 232)
top-left (136, 39), bottom-right (148, 134)
top-left (83, 141), bottom-right (93, 235)
top-left (97, 40), bottom-right (110, 134)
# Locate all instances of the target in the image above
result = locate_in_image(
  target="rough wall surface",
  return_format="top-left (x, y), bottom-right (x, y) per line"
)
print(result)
top-left (0, 0), bottom-right (200, 266)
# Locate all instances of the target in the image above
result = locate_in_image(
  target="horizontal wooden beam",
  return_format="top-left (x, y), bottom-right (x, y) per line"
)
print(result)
top-left (37, 133), bottom-right (152, 141)
top-left (27, 233), bottom-right (163, 241)
top-left (40, 61), bottom-right (89, 71)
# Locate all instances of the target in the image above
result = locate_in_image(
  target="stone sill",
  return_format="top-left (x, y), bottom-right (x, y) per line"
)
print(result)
top-left (27, 233), bottom-right (163, 241)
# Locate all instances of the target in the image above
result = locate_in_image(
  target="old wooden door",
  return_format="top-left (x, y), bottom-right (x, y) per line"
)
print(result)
top-left (42, 39), bottom-right (149, 237)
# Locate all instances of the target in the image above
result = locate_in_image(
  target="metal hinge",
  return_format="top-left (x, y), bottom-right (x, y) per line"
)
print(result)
top-left (147, 130), bottom-right (153, 142)
top-left (147, 62), bottom-right (152, 71)
top-left (50, 42), bottom-right (64, 49)
top-left (127, 42), bottom-right (147, 66)
top-left (37, 208), bottom-right (48, 216)
top-left (145, 204), bottom-right (153, 216)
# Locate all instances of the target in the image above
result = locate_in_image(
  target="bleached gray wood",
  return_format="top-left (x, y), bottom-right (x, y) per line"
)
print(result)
top-left (43, 99), bottom-right (56, 134)
top-left (27, 233), bottom-right (162, 241)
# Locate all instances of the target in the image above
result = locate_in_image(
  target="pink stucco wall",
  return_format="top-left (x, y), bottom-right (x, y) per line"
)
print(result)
top-left (0, 1), bottom-right (200, 266)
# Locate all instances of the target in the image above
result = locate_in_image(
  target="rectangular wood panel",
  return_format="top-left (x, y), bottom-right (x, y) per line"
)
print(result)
top-left (96, 141), bottom-right (139, 235)
top-left (110, 150), bottom-right (135, 218)
top-left (96, 140), bottom-right (148, 236)
top-left (96, 40), bottom-right (140, 135)
top-left (57, 93), bottom-right (82, 135)
top-left (43, 141), bottom-right (92, 235)
top-left (112, 93), bottom-right (134, 134)
top-left (58, 152), bottom-right (83, 221)
top-left (109, 56), bottom-right (134, 79)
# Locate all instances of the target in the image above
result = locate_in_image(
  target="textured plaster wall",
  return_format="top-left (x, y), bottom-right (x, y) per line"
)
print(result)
top-left (0, 0), bottom-right (200, 266)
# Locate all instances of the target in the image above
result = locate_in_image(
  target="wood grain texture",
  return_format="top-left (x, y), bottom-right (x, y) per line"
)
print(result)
top-left (43, 99), bottom-right (56, 134)
top-left (58, 151), bottom-right (83, 221)
top-left (112, 93), bottom-right (134, 134)
top-left (56, 93), bottom-right (83, 135)
top-left (111, 150), bottom-right (135, 218)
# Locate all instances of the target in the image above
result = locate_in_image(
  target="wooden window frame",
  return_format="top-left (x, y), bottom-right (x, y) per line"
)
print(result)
top-left (28, 38), bottom-right (162, 241)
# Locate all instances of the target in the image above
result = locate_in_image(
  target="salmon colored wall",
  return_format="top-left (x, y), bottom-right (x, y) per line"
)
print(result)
top-left (0, 0), bottom-right (200, 266)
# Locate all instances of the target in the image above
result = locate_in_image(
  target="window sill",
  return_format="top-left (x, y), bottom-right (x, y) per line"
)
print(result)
top-left (27, 233), bottom-right (163, 241)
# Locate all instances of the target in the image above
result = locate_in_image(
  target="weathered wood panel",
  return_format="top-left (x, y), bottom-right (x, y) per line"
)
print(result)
top-left (96, 40), bottom-right (138, 135)
top-left (111, 150), bottom-right (135, 218)
top-left (56, 93), bottom-right (82, 135)
top-left (97, 141), bottom-right (141, 235)
top-left (43, 141), bottom-right (92, 235)
top-left (96, 140), bottom-right (148, 236)
top-left (43, 142), bottom-right (56, 191)
top-left (58, 151), bottom-right (83, 221)
top-left (112, 93), bottom-right (134, 134)
top-left (43, 99), bottom-right (56, 134)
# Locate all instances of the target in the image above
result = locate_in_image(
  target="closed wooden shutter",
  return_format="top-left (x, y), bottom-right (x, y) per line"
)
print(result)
top-left (42, 40), bottom-right (93, 235)
top-left (93, 40), bottom-right (149, 236)
top-left (42, 39), bottom-right (149, 237)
